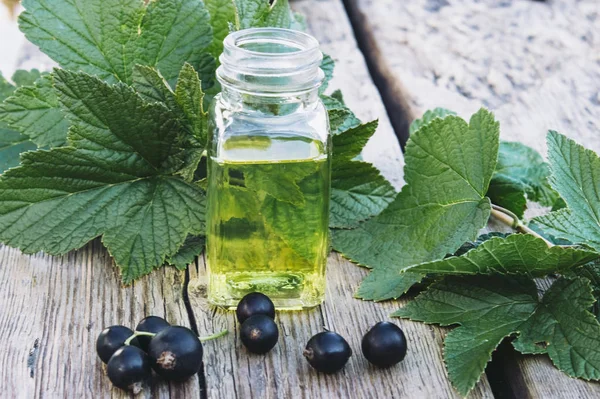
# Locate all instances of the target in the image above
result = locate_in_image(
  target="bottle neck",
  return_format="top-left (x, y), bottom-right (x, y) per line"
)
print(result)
top-left (217, 28), bottom-right (324, 109)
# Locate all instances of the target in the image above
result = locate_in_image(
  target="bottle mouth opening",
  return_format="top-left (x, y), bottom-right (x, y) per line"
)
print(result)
top-left (218, 28), bottom-right (325, 96)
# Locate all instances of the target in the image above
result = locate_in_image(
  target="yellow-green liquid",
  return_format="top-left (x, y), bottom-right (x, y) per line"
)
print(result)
top-left (206, 133), bottom-right (330, 309)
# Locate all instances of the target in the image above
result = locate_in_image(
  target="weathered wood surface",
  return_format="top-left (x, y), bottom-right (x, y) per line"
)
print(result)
top-left (345, 0), bottom-right (600, 397)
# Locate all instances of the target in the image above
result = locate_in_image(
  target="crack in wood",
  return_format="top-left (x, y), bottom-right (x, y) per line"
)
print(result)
top-left (27, 338), bottom-right (40, 378)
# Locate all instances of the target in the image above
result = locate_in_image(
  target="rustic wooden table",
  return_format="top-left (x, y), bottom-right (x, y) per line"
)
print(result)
top-left (1, 0), bottom-right (599, 398)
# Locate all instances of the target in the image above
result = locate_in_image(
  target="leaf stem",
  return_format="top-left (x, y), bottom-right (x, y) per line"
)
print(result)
top-left (199, 329), bottom-right (229, 342)
top-left (124, 331), bottom-right (155, 346)
top-left (491, 204), bottom-right (553, 247)
top-left (123, 329), bottom-right (229, 346)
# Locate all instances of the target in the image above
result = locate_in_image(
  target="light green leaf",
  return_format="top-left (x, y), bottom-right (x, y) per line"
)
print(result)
top-left (535, 131), bottom-right (600, 251)
top-left (205, 0), bottom-right (238, 60)
top-left (167, 235), bottom-right (205, 270)
top-left (409, 107), bottom-right (456, 134)
top-left (405, 234), bottom-right (598, 276)
top-left (19, 0), bottom-right (213, 86)
top-left (319, 54), bottom-right (334, 94)
top-left (513, 277), bottom-right (600, 380)
top-left (0, 70), bottom-right (205, 283)
top-left (235, 0), bottom-right (269, 29)
top-left (263, 0), bottom-right (293, 28)
top-left (334, 109), bottom-right (499, 301)
top-left (394, 275), bottom-right (539, 396)
top-left (0, 74), bottom-right (68, 147)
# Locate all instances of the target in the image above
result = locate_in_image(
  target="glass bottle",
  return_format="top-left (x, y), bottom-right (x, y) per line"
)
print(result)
top-left (206, 28), bottom-right (330, 309)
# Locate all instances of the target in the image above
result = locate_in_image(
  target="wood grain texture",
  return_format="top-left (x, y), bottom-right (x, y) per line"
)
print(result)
top-left (185, 1), bottom-right (492, 398)
top-left (0, 241), bottom-right (201, 398)
top-left (345, 0), bottom-right (600, 396)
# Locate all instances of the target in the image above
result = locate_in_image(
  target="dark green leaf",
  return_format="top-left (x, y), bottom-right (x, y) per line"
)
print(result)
top-left (167, 235), bottom-right (205, 270)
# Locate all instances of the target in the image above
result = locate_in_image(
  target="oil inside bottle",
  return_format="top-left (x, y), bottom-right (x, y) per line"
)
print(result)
top-left (206, 132), bottom-right (330, 309)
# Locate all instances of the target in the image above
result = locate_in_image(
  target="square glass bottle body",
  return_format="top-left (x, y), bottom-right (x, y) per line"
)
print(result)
top-left (206, 29), bottom-right (330, 309)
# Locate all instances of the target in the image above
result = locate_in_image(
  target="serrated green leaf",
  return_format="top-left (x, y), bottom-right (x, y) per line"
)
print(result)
top-left (235, 0), bottom-right (270, 29)
top-left (320, 54), bottom-right (334, 94)
top-left (488, 142), bottom-right (559, 215)
top-left (205, 0), bottom-right (238, 60)
top-left (394, 275), bottom-right (539, 396)
top-left (175, 63), bottom-right (206, 144)
top-left (19, 0), bottom-right (213, 86)
top-left (409, 107), bottom-right (456, 134)
top-left (330, 161), bottom-right (396, 229)
top-left (535, 131), bottom-right (600, 251)
top-left (0, 70), bottom-right (205, 283)
top-left (0, 72), bottom-right (16, 100)
top-left (405, 234), bottom-right (598, 276)
top-left (327, 108), bottom-right (361, 135)
top-left (355, 271), bottom-right (424, 301)
top-left (167, 235), bottom-right (205, 270)
top-left (513, 277), bottom-right (600, 380)
top-left (334, 109), bottom-right (499, 301)
top-left (329, 121), bottom-right (395, 228)
top-left (263, 0), bottom-right (293, 28)
top-left (0, 74), bottom-right (68, 147)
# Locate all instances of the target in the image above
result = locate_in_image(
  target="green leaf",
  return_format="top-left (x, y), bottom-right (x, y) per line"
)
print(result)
top-left (534, 131), bottom-right (600, 251)
top-left (329, 121), bottom-right (396, 228)
top-left (175, 63), bottom-right (206, 145)
top-left (320, 54), bottom-right (335, 94)
top-left (328, 108), bottom-right (362, 135)
top-left (394, 275), bottom-right (539, 396)
top-left (486, 174), bottom-right (527, 218)
top-left (244, 162), bottom-right (318, 206)
top-left (513, 277), bottom-right (600, 380)
top-left (235, 0), bottom-right (270, 29)
top-left (355, 271), bottom-right (425, 302)
top-left (11, 69), bottom-right (43, 87)
top-left (405, 234), bottom-right (598, 276)
top-left (0, 126), bottom-right (37, 174)
top-left (167, 235), bottom-right (205, 270)
top-left (0, 70), bottom-right (205, 283)
top-left (488, 142), bottom-right (559, 216)
top-left (409, 107), bottom-right (456, 134)
top-left (19, 0), bottom-right (213, 86)
top-left (0, 74), bottom-right (68, 147)
top-left (205, 0), bottom-right (237, 60)
top-left (334, 109), bottom-right (499, 300)
top-left (0, 72), bottom-right (16, 100)
top-left (263, 0), bottom-right (293, 28)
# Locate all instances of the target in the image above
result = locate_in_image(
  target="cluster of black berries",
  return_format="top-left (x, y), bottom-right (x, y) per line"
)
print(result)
top-left (96, 317), bottom-right (206, 393)
top-left (236, 292), bottom-right (408, 374)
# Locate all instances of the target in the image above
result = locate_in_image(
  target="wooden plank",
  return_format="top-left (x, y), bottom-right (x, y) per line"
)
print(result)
top-left (186, 0), bottom-right (493, 397)
top-left (344, 0), bottom-right (600, 396)
top-left (0, 241), bottom-right (201, 398)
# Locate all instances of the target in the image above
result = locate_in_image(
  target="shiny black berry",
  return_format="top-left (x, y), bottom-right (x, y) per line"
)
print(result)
top-left (96, 325), bottom-right (134, 364)
top-left (236, 292), bottom-right (276, 323)
top-left (361, 322), bottom-right (407, 368)
top-left (303, 331), bottom-right (352, 373)
top-left (134, 316), bottom-right (170, 351)
top-left (148, 326), bottom-right (203, 381)
top-left (240, 314), bottom-right (279, 354)
top-left (107, 346), bottom-right (152, 394)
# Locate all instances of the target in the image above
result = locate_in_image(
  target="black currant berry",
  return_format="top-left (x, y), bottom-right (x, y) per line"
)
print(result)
top-left (303, 331), bottom-right (352, 373)
top-left (236, 292), bottom-right (276, 323)
top-left (148, 326), bottom-right (203, 381)
top-left (134, 316), bottom-right (171, 351)
top-left (240, 314), bottom-right (279, 354)
top-left (362, 321), bottom-right (407, 368)
top-left (107, 345), bottom-right (152, 394)
top-left (96, 325), bottom-right (134, 364)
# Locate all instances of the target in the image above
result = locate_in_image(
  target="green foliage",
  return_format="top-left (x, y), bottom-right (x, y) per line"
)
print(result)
top-left (0, 70), bottom-right (206, 282)
top-left (167, 235), bottom-right (206, 270)
top-left (408, 107), bottom-right (456, 134)
top-left (394, 275), bottom-right (539, 396)
top-left (405, 234), bottom-right (598, 276)
top-left (334, 109), bottom-right (499, 300)
top-left (488, 141), bottom-right (559, 217)
top-left (535, 131), bottom-right (600, 251)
